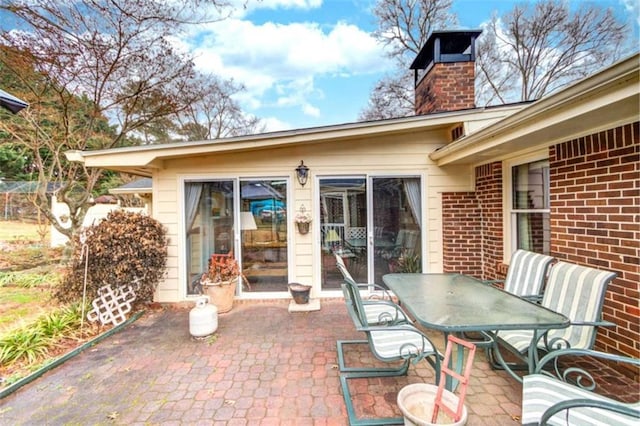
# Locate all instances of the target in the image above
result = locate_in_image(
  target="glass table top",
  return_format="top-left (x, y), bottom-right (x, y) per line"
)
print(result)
top-left (383, 273), bottom-right (569, 333)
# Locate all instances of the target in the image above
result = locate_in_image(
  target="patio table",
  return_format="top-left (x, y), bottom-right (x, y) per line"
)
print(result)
top-left (383, 273), bottom-right (570, 389)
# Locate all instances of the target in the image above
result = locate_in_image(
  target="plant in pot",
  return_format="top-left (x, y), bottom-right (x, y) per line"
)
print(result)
top-left (202, 253), bottom-right (240, 313)
top-left (294, 207), bottom-right (312, 234)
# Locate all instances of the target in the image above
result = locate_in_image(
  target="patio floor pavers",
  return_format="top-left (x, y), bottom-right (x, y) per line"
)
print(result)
top-left (0, 299), bottom-right (526, 425)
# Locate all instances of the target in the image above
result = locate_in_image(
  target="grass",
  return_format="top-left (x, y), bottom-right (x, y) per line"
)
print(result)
top-left (0, 285), bottom-right (58, 333)
top-left (0, 221), bottom-right (43, 242)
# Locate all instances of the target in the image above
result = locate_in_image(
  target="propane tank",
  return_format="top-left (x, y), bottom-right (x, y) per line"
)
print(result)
top-left (189, 296), bottom-right (218, 337)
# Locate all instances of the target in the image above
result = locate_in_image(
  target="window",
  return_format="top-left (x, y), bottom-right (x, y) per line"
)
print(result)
top-left (510, 159), bottom-right (550, 255)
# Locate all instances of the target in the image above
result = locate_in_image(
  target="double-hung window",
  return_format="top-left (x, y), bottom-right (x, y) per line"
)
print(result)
top-left (508, 158), bottom-right (550, 255)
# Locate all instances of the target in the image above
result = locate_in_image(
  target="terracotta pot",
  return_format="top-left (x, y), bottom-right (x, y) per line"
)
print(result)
top-left (204, 279), bottom-right (237, 313)
top-left (296, 222), bottom-right (310, 234)
top-left (288, 283), bottom-right (312, 304)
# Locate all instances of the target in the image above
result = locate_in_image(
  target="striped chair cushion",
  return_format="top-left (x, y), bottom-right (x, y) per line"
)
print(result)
top-left (504, 250), bottom-right (554, 297)
top-left (522, 374), bottom-right (640, 426)
top-left (369, 324), bottom-right (436, 361)
top-left (497, 262), bottom-right (616, 353)
top-left (363, 303), bottom-right (408, 325)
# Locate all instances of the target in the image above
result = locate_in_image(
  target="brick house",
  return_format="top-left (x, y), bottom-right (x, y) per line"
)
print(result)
top-left (68, 31), bottom-right (639, 359)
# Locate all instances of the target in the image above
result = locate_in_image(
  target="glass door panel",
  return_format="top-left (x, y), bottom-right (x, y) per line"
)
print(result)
top-left (371, 177), bottom-right (422, 286)
top-left (319, 178), bottom-right (367, 290)
top-left (240, 180), bottom-right (288, 292)
top-left (185, 180), bottom-right (235, 296)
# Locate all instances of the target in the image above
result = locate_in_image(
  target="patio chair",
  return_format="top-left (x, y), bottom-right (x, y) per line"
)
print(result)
top-left (487, 261), bottom-right (617, 377)
top-left (490, 249), bottom-right (555, 301)
top-left (521, 348), bottom-right (640, 425)
top-left (335, 253), bottom-right (409, 326)
top-left (338, 278), bottom-right (442, 425)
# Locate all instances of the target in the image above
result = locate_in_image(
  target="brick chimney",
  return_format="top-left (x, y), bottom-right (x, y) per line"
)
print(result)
top-left (410, 30), bottom-right (482, 115)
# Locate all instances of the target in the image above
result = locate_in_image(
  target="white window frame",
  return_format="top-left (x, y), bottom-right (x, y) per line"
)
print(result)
top-left (503, 151), bottom-right (550, 263)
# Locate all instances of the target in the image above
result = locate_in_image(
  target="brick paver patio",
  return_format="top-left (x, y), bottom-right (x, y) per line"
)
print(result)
top-left (0, 299), bottom-right (537, 425)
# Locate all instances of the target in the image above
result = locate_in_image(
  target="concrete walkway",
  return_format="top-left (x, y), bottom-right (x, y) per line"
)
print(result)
top-left (0, 300), bottom-right (522, 425)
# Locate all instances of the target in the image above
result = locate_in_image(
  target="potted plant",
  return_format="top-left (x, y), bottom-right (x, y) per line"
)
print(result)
top-left (294, 207), bottom-right (312, 234)
top-left (202, 254), bottom-right (240, 313)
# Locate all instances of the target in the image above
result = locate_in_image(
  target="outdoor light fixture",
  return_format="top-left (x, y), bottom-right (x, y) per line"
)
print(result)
top-left (295, 161), bottom-right (309, 187)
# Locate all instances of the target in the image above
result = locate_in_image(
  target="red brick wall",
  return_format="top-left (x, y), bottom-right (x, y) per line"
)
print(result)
top-left (442, 192), bottom-right (482, 275)
top-left (550, 122), bottom-right (639, 357)
top-left (442, 122), bottom-right (638, 359)
top-left (415, 62), bottom-right (475, 115)
top-left (442, 163), bottom-right (504, 279)
top-left (475, 163), bottom-right (504, 281)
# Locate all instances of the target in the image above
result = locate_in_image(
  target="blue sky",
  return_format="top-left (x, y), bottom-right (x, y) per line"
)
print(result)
top-left (183, 0), bottom-right (639, 132)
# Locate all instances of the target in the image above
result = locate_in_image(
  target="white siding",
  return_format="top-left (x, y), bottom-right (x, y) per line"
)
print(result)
top-left (151, 129), bottom-right (474, 302)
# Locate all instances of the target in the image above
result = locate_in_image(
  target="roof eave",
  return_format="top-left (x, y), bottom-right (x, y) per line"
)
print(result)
top-left (66, 106), bottom-right (519, 173)
top-left (430, 53), bottom-right (640, 166)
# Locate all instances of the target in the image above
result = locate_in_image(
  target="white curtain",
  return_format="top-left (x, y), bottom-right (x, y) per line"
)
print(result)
top-left (403, 179), bottom-right (421, 228)
top-left (185, 183), bottom-right (203, 232)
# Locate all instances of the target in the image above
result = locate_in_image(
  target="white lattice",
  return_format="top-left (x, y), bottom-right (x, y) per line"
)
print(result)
top-left (87, 284), bottom-right (136, 326)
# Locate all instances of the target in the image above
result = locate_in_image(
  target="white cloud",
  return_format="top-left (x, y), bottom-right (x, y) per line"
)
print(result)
top-left (261, 116), bottom-right (294, 132)
top-left (182, 12), bottom-right (391, 121)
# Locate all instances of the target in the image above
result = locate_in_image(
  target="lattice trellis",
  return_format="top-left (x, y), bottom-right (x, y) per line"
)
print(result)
top-left (87, 284), bottom-right (136, 326)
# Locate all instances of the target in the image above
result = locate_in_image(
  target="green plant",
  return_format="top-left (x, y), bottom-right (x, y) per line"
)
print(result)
top-left (0, 271), bottom-right (61, 288)
top-left (56, 210), bottom-right (168, 307)
top-left (36, 304), bottom-right (82, 339)
top-left (0, 303), bottom-right (84, 366)
top-left (396, 251), bottom-right (421, 273)
top-left (0, 327), bottom-right (50, 365)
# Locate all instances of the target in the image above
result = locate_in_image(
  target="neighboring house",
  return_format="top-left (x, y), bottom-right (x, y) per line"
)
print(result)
top-left (50, 194), bottom-right (147, 247)
top-left (67, 32), bottom-right (639, 359)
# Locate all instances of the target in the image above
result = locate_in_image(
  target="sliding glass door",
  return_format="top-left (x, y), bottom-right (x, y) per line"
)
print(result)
top-left (319, 178), bottom-right (367, 289)
top-left (319, 176), bottom-right (422, 290)
top-left (240, 180), bottom-right (288, 292)
top-left (185, 178), bottom-right (288, 296)
top-left (371, 177), bottom-right (422, 285)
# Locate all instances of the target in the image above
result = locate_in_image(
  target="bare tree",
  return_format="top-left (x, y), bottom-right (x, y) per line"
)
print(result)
top-left (0, 0), bottom-right (239, 245)
top-left (176, 75), bottom-right (265, 141)
top-left (360, 0), bottom-right (457, 120)
top-left (476, 0), bottom-right (629, 105)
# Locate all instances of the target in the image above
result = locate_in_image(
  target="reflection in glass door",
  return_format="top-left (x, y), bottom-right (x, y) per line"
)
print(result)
top-left (185, 181), bottom-right (235, 296)
top-left (240, 180), bottom-right (288, 292)
top-left (319, 176), bottom-right (422, 290)
top-left (319, 178), bottom-right (367, 289)
top-left (184, 178), bottom-right (289, 297)
top-left (371, 177), bottom-right (422, 286)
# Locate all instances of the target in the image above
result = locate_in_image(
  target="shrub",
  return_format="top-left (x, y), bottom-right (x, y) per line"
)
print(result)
top-left (56, 210), bottom-right (167, 307)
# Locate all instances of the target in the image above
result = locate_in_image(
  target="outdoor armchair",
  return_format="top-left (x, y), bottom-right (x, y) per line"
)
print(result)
top-left (335, 252), bottom-right (409, 325)
top-left (488, 261), bottom-right (617, 378)
top-left (521, 348), bottom-right (639, 425)
top-left (490, 249), bottom-right (555, 301)
top-left (338, 277), bottom-right (442, 425)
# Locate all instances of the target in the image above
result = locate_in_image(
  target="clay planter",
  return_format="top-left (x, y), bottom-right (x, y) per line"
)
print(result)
top-left (296, 222), bottom-right (310, 234)
top-left (288, 283), bottom-right (312, 304)
top-left (203, 279), bottom-right (237, 313)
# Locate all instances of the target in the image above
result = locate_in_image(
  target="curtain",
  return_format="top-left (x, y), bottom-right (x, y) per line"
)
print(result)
top-left (185, 183), bottom-right (203, 232)
top-left (403, 179), bottom-right (421, 228)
